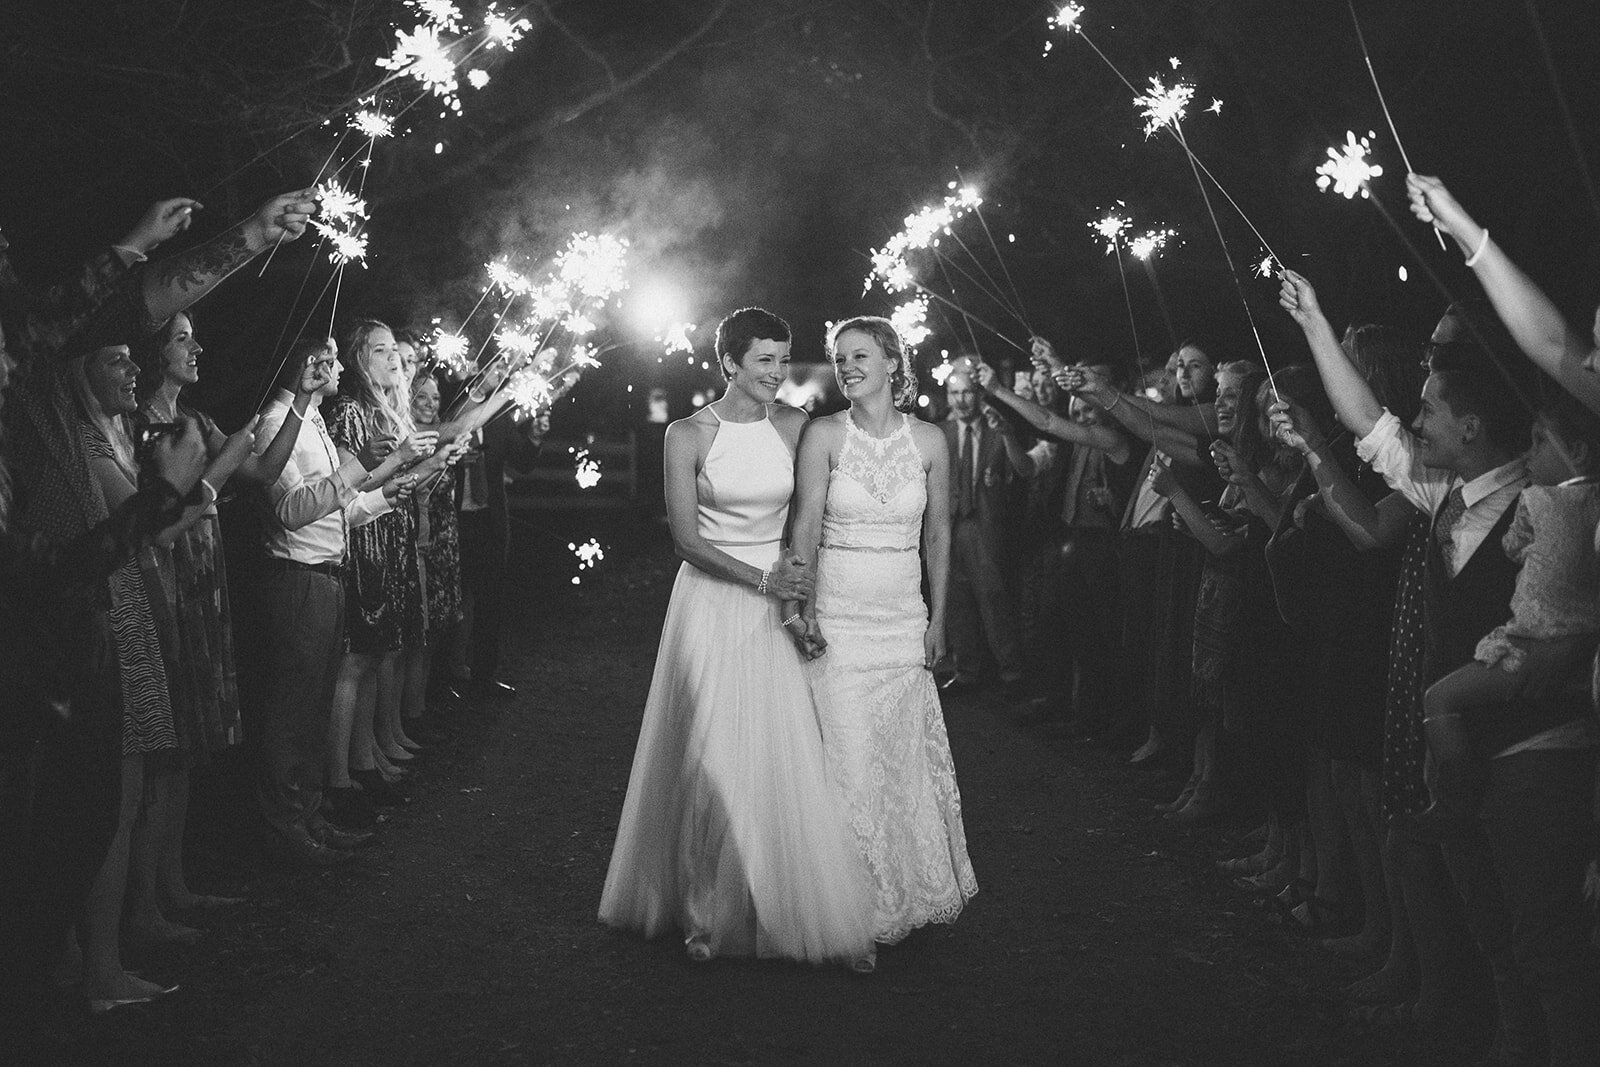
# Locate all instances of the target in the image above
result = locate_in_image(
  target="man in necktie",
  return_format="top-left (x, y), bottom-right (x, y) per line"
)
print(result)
top-left (940, 363), bottom-right (1032, 694)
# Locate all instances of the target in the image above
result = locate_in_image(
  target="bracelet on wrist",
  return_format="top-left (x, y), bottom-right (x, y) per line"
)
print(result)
top-left (1104, 392), bottom-right (1123, 411)
top-left (782, 613), bottom-right (801, 627)
top-left (756, 567), bottom-right (771, 596)
top-left (1464, 228), bottom-right (1490, 267)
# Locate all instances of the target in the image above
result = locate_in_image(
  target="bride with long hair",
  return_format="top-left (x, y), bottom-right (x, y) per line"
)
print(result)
top-left (788, 316), bottom-right (978, 945)
top-left (599, 307), bottom-right (876, 969)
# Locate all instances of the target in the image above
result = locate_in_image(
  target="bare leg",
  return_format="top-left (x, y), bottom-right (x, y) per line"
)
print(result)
top-left (127, 769), bottom-right (200, 944)
top-left (328, 653), bottom-right (372, 788)
top-left (82, 758), bottom-right (170, 1002)
top-left (401, 642), bottom-right (433, 727)
top-left (349, 660), bottom-right (380, 775)
top-left (1324, 758), bottom-right (1389, 951)
top-left (374, 652), bottom-right (413, 761)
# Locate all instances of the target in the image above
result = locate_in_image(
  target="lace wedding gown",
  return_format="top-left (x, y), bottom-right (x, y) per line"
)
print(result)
top-left (807, 413), bottom-right (978, 943)
top-left (598, 406), bottom-right (875, 963)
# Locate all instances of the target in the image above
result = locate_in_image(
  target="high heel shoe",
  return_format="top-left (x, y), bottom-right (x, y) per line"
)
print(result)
top-left (1154, 775), bottom-right (1199, 813)
top-left (88, 979), bottom-right (178, 1014)
top-left (350, 768), bottom-right (410, 807)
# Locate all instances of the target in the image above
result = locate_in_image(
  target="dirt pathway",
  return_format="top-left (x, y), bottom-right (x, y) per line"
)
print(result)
top-left (25, 528), bottom-right (1444, 1066)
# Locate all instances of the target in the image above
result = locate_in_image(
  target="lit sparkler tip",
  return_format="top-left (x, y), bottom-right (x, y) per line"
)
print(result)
top-left (930, 361), bottom-right (956, 386)
top-left (889, 295), bottom-right (932, 351)
top-left (569, 344), bottom-right (602, 370)
top-left (314, 179), bottom-right (368, 225)
top-left (1128, 227), bottom-right (1175, 261)
top-left (572, 452), bottom-right (603, 491)
top-left (563, 314), bottom-right (597, 336)
top-left (378, 24), bottom-right (461, 110)
top-left (1090, 212), bottom-right (1131, 254)
top-left (570, 536), bottom-right (605, 565)
top-left (1134, 75), bottom-right (1195, 139)
top-left (659, 322), bottom-right (696, 355)
top-left (1206, 98), bottom-right (1223, 115)
top-left (326, 231), bottom-right (369, 267)
top-left (407, 0), bottom-right (462, 32)
top-left (483, 3), bottom-right (531, 48)
top-left (349, 109), bottom-right (396, 139)
top-left (431, 331), bottom-right (471, 377)
top-left (1048, 3), bottom-right (1085, 35)
top-left (1315, 130), bottom-right (1383, 200)
top-left (1253, 253), bottom-right (1279, 279)
top-left (467, 69), bottom-right (490, 90)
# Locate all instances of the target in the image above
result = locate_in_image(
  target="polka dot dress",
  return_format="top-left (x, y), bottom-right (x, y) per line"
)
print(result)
top-left (1381, 514), bottom-right (1430, 820)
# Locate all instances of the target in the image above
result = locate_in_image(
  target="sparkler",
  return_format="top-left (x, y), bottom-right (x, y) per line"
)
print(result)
top-left (866, 185), bottom-right (984, 295)
top-left (569, 538), bottom-right (605, 585)
top-left (324, 230), bottom-right (369, 267)
top-left (659, 322), bottom-right (696, 355)
top-left (378, 24), bottom-right (463, 112)
top-left (432, 330), bottom-right (472, 378)
top-left (1253, 252), bottom-right (1280, 279)
top-left (1091, 212), bottom-right (1131, 254)
top-left (571, 448), bottom-right (603, 489)
top-left (889, 294), bottom-right (933, 351)
top-left (1315, 131), bottom-right (1384, 200)
top-left (467, 69), bottom-right (491, 90)
top-left (350, 109), bottom-right (396, 139)
top-left (1128, 228), bottom-right (1175, 261)
top-left (1134, 76), bottom-right (1195, 140)
top-left (484, 3), bottom-right (531, 48)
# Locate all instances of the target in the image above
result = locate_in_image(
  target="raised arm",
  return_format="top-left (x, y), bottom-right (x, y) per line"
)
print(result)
top-left (141, 188), bottom-right (317, 326)
top-left (1278, 270), bottom-right (1384, 437)
top-left (975, 363), bottom-right (1130, 461)
top-left (1270, 399), bottom-right (1416, 550)
top-left (1408, 173), bottom-right (1600, 415)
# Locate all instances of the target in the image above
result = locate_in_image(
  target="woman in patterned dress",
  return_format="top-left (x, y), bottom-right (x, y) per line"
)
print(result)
top-left (123, 311), bottom-right (308, 936)
top-left (403, 364), bottom-right (463, 732)
top-left (324, 320), bottom-right (439, 813)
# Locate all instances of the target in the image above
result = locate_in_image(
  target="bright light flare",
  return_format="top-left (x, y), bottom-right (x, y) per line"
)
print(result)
top-left (407, 0), bottom-right (462, 32)
top-left (483, 3), bottom-right (531, 48)
top-left (868, 184), bottom-right (983, 294)
top-left (889, 294), bottom-right (932, 351)
top-left (350, 109), bottom-right (395, 139)
top-left (432, 331), bottom-right (471, 377)
top-left (568, 537), bottom-right (605, 583)
top-left (1091, 212), bottom-right (1130, 254)
top-left (326, 231), bottom-right (368, 267)
top-left (659, 322), bottom-right (696, 355)
top-left (1048, 3), bottom-right (1084, 34)
top-left (554, 233), bottom-right (630, 303)
top-left (315, 179), bottom-right (367, 225)
top-left (571, 449), bottom-right (603, 490)
top-left (1128, 228), bottom-right (1176, 261)
top-left (1316, 130), bottom-right (1384, 200)
top-left (1253, 253), bottom-right (1280, 279)
top-left (378, 24), bottom-right (461, 113)
top-left (1134, 76), bottom-right (1195, 139)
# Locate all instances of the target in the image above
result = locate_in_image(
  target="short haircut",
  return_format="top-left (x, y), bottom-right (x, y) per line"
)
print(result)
top-left (714, 307), bottom-right (790, 378)
top-left (273, 336), bottom-right (336, 394)
top-left (1428, 340), bottom-right (1534, 456)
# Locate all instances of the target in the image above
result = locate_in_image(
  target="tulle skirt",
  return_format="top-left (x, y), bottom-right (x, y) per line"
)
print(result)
top-left (598, 546), bottom-right (876, 963)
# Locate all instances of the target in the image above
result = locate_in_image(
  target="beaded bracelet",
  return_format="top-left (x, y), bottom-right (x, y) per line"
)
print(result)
top-left (782, 613), bottom-right (802, 627)
top-left (756, 567), bottom-right (771, 596)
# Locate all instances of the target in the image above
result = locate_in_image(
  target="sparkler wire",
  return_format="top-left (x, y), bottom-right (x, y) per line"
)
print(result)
top-left (942, 227), bottom-right (1028, 327)
top-left (968, 194), bottom-right (1033, 331)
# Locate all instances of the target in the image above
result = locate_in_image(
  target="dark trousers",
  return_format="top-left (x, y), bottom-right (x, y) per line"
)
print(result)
top-left (1029, 529), bottom-right (1122, 726)
top-left (947, 516), bottom-right (1022, 681)
top-left (1444, 745), bottom-right (1600, 1065)
top-left (255, 569), bottom-right (344, 842)
top-left (458, 508), bottom-right (508, 684)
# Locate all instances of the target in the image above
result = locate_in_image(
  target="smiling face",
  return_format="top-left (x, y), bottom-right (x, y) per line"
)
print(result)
top-left (160, 313), bottom-right (203, 388)
top-left (726, 336), bottom-right (791, 403)
top-left (86, 345), bottom-right (140, 416)
top-left (1213, 368), bottom-right (1245, 437)
top-left (1172, 345), bottom-right (1215, 402)
top-left (945, 371), bottom-right (979, 422)
top-left (411, 375), bottom-right (440, 425)
top-left (1410, 374), bottom-right (1473, 471)
top-left (832, 328), bottom-right (896, 405)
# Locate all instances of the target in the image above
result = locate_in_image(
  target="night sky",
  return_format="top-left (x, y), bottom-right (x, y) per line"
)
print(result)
top-left (3, 0), bottom-right (1597, 424)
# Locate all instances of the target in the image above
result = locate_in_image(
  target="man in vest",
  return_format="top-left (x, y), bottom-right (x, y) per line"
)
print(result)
top-left (1356, 339), bottom-right (1598, 1064)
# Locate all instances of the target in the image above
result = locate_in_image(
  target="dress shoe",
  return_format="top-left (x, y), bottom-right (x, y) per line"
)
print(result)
top-left (470, 678), bottom-right (517, 701)
top-left (268, 832), bottom-right (352, 868)
top-left (323, 785), bottom-right (377, 828)
top-left (350, 768), bottom-right (411, 807)
top-left (89, 981), bottom-right (178, 1014)
top-left (314, 823), bottom-right (376, 850)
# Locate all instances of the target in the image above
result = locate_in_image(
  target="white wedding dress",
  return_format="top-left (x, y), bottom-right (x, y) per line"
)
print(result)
top-left (806, 413), bottom-right (978, 943)
top-left (598, 405), bottom-right (875, 963)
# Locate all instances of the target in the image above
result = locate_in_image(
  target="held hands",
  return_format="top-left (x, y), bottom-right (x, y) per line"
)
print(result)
top-left (765, 551), bottom-right (814, 601)
top-left (1277, 270), bottom-right (1326, 330)
top-left (1029, 336), bottom-right (1064, 373)
top-left (246, 188), bottom-right (319, 248)
top-left (1405, 174), bottom-right (1476, 240)
top-left (1268, 399), bottom-right (1324, 455)
top-left (923, 623), bottom-right (946, 672)
top-left (215, 415), bottom-right (260, 480)
top-left (121, 198), bottom-right (201, 256)
top-left (1210, 439), bottom-right (1252, 486)
top-left (148, 416), bottom-right (209, 495)
top-left (783, 609), bottom-right (828, 660)
top-left (395, 430), bottom-right (440, 465)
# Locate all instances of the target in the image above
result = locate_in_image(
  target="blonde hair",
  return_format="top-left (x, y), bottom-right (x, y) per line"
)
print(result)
top-left (827, 316), bottom-right (920, 413)
top-left (66, 348), bottom-right (138, 475)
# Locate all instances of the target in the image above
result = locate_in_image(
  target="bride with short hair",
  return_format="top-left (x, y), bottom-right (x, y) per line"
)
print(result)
top-left (599, 307), bottom-right (876, 969)
top-left (788, 316), bottom-right (978, 944)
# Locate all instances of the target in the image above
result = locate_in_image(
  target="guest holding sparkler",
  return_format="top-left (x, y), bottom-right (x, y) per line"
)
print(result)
top-left (405, 361), bottom-right (464, 733)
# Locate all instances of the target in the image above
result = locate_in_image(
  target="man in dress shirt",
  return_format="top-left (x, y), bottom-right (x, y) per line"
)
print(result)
top-left (253, 340), bottom-right (408, 866)
top-left (1351, 339), bottom-right (1599, 1063)
top-left (941, 365), bottom-right (1031, 693)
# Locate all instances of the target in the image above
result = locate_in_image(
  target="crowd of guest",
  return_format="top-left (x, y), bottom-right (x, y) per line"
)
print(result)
top-left (937, 174), bottom-right (1600, 1065)
top-left (0, 191), bottom-right (545, 1019)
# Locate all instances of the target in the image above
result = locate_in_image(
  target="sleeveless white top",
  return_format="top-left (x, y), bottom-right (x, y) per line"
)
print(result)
top-left (695, 404), bottom-right (792, 547)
